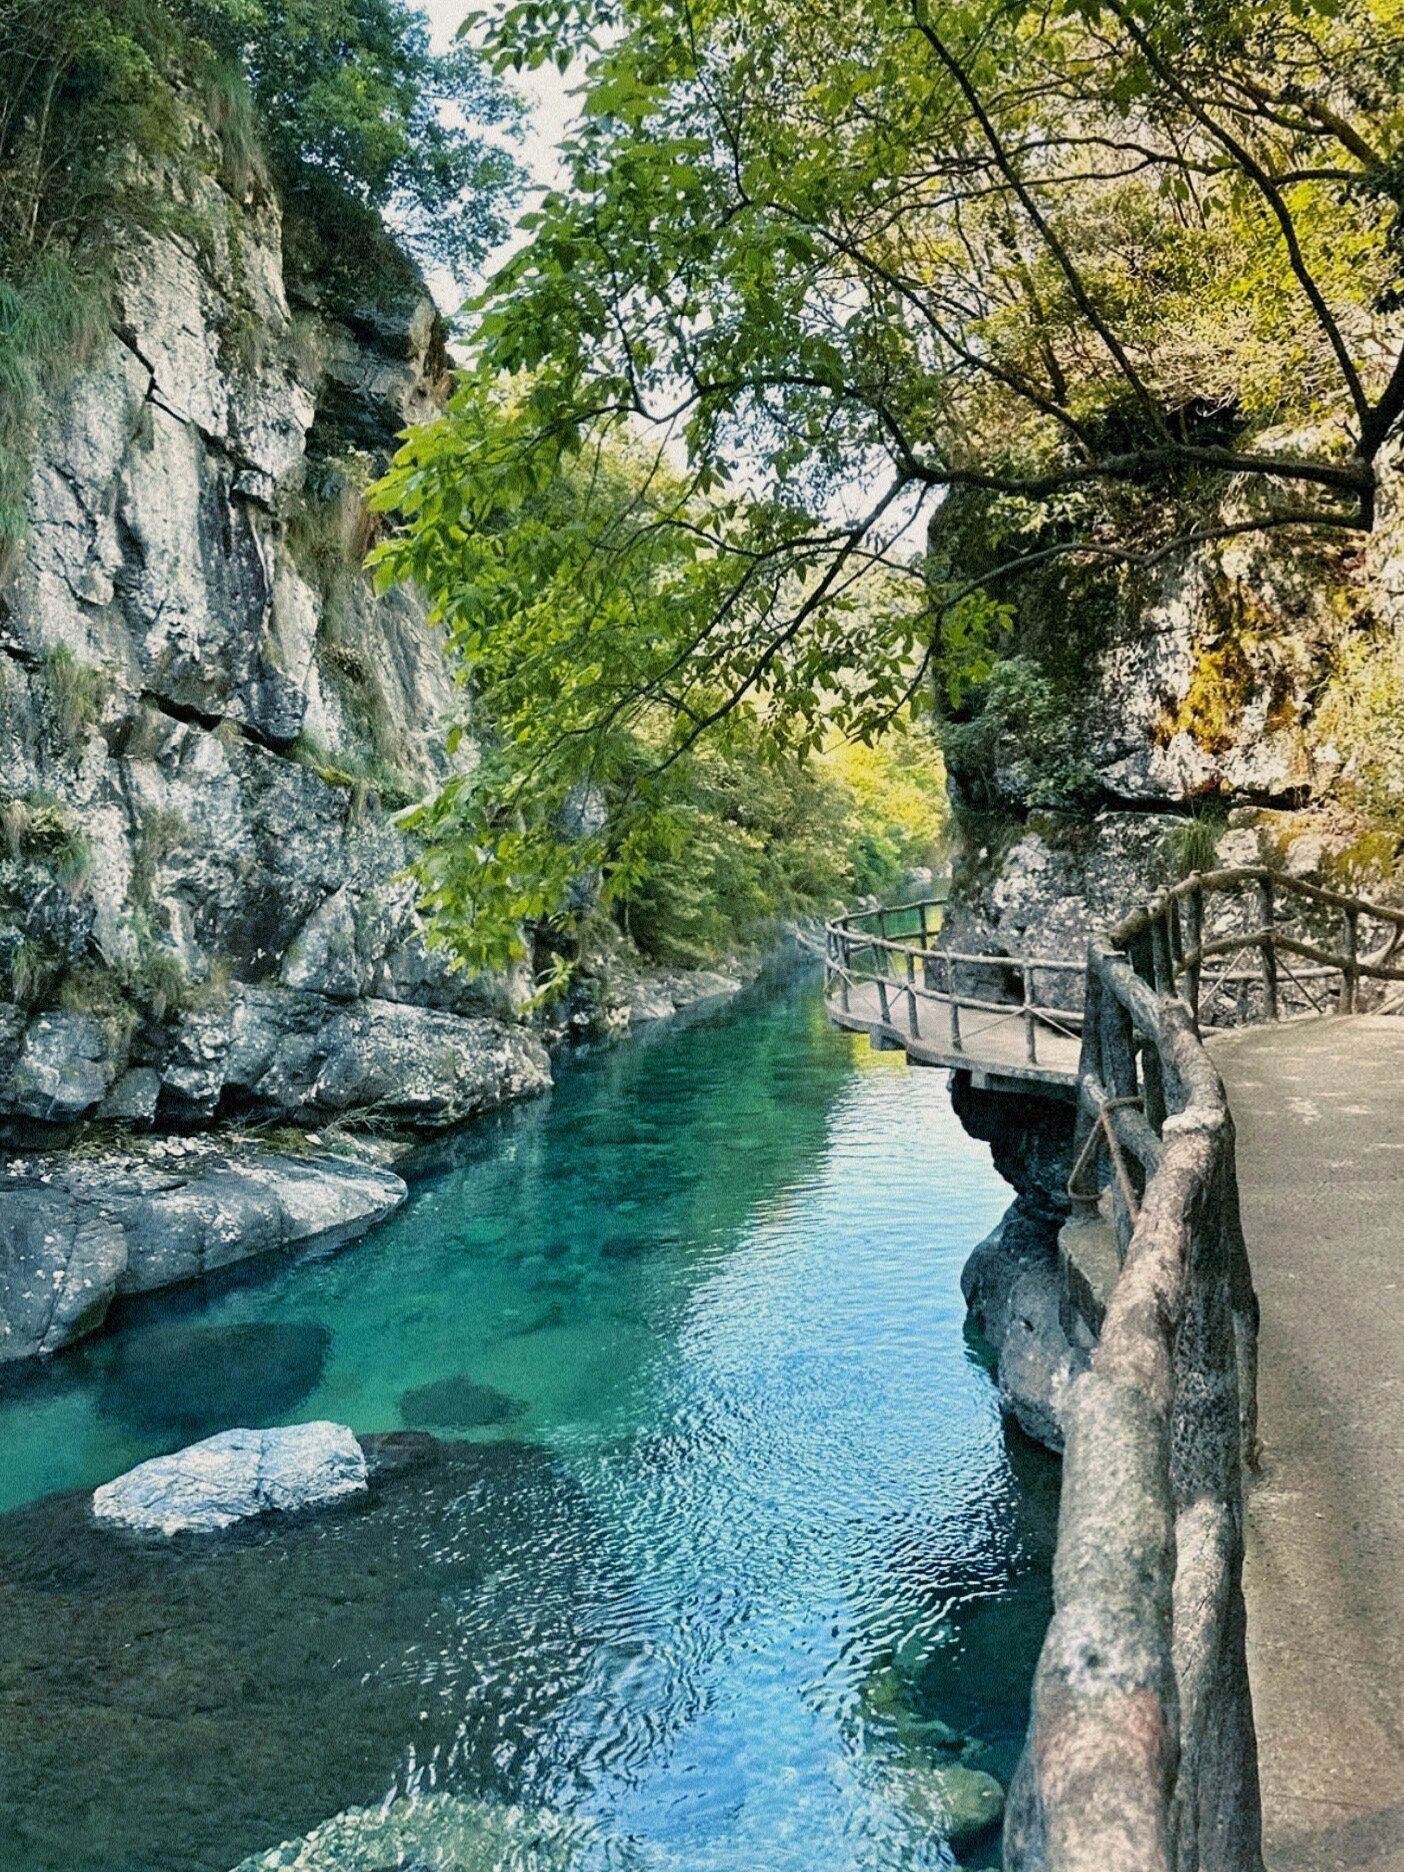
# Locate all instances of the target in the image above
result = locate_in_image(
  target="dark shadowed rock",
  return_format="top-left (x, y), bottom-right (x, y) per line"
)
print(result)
top-left (962, 1200), bottom-right (1084, 1452)
top-left (92, 1320), bottom-right (332, 1440)
top-left (950, 1077), bottom-right (1082, 1452)
top-left (399, 1373), bottom-right (525, 1431)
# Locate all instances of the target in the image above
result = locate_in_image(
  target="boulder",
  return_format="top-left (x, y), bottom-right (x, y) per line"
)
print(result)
top-left (230, 1793), bottom-right (639, 1872)
top-left (161, 988), bottom-right (552, 1129)
top-left (108, 1150), bottom-right (408, 1295)
top-left (891, 1761), bottom-right (1007, 1852)
top-left (8, 1013), bottom-right (115, 1123)
top-left (304, 1001), bottom-right (552, 1127)
top-left (98, 1066), bottom-right (162, 1125)
top-left (962, 1198), bottom-right (1085, 1451)
top-left (92, 1422), bottom-right (368, 1535)
top-left (626, 979), bottom-right (677, 1024)
top-left (281, 886), bottom-right (368, 999)
top-left (0, 1186), bottom-right (128, 1361)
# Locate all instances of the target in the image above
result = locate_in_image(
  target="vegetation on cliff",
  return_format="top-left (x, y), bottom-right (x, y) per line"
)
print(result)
top-left (0, 0), bottom-right (522, 546)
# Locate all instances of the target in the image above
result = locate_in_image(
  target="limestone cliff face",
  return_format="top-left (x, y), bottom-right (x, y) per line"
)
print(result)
top-left (0, 120), bottom-right (550, 1142)
top-left (939, 445), bottom-right (1404, 1452)
top-left (938, 445), bottom-right (1404, 960)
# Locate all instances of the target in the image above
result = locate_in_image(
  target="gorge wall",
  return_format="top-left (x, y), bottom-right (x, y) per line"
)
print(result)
top-left (0, 102), bottom-right (737, 1363)
top-left (0, 122), bottom-right (552, 1144)
top-left (938, 442), bottom-right (1404, 1452)
top-left (938, 450), bottom-right (1404, 964)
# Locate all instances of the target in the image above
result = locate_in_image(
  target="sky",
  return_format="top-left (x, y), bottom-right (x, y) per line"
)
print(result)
top-left (425, 0), bottom-right (580, 191)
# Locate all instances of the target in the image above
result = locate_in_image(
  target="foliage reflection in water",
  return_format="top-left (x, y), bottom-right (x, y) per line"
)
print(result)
top-left (0, 976), bottom-right (1057, 1872)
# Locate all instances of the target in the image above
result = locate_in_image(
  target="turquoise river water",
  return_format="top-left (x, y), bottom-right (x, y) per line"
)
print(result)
top-left (0, 972), bottom-right (1057, 1872)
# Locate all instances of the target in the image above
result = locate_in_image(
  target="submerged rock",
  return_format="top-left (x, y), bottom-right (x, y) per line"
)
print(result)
top-left (891, 1760), bottom-right (1006, 1851)
top-left (93, 1321), bottom-right (332, 1440)
top-left (229, 1792), bottom-right (644, 1871)
top-left (92, 1422), bottom-right (368, 1535)
top-left (399, 1373), bottom-right (525, 1431)
top-left (0, 1434), bottom-right (602, 1872)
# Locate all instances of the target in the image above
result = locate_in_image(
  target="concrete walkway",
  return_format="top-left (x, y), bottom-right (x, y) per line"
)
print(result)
top-left (1212, 1019), bottom-right (1404, 1872)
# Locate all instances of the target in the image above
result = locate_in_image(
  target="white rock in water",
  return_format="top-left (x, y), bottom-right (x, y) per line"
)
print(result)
top-left (92, 1423), bottom-right (367, 1536)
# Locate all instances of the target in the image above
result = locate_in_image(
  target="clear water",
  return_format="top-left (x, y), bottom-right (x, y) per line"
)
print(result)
top-left (0, 974), bottom-right (1057, 1871)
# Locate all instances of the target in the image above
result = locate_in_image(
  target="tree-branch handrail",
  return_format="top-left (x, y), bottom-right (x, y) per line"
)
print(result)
top-left (825, 855), bottom-right (1404, 1868)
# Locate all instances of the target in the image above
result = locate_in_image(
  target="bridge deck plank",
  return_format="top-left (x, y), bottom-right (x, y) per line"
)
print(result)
top-left (826, 977), bottom-right (1081, 1089)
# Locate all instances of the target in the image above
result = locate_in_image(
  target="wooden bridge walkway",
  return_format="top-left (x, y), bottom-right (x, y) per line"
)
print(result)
top-left (827, 876), bottom-right (1404, 1871)
top-left (824, 898), bottom-right (1083, 1097)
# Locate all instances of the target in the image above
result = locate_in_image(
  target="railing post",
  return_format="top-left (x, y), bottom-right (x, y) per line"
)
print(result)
top-left (1339, 906), bottom-right (1359, 1014)
top-left (906, 949), bottom-right (919, 1038)
top-left (1186, 879), bottom-right (1203, 1032)
top-left (876, 974), bottom-right (890, 1026)
top-left (918, 901), bottom-right (928, 948)
top-left (1256, 875), bottom-right (1279, 1021)
top-left (949, 996), bottom-right (962, 1052)
top-left (1101, 989), bottom-right (1139, 1102)
top-left (1167, 895), bottom-right (1185, 992)
top-left (1151, 912), bottom-right (1173, 994)
top-left (840, 932), bottom-right (851, 1013)
top-left (1020, 963), bottom-right (1037, 1064)
top-left (1069, 957), bottom-right (1103, 1214)
top-left (877, 907), bottom-right (887, 943)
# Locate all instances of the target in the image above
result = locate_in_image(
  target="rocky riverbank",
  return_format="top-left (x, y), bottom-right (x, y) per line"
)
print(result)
top-left (0, 68), bottom-right (804, 1365)
top-left (0, 951), bottom-right (773, 1365)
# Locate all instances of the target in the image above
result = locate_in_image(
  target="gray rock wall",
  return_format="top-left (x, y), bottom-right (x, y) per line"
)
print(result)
top-left (939, 448), bottom-right (1404, 968)
top-left (0, 112), bottom-right (537, 1145)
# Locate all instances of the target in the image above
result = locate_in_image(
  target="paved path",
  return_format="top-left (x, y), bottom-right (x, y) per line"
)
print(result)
top-left (1212, 1018), bottom-right (1404, 1872)
top-left (827, 977), bottom-right (1080, 1092)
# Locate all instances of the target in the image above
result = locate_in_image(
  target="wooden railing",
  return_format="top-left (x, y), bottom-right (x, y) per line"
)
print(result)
top-left (1014, 867), bottom-right (1404, 1870)
top-left (1115, 864), bottom-right (1404, 1030)
top-left (825, 895), bottom-right (1084, 1074)
top-left (1015, 922), bottom-right (1262, 1872)
top-left (834, 863), bottom-right (1404, 1871)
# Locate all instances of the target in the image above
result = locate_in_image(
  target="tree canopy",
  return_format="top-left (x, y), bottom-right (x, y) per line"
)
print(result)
top-left (371, 0), bottom-right (1404, 965)
top-left (0, 0), bottom-right (523, 278)
top-left (183, 0), bottom-right (523, 273)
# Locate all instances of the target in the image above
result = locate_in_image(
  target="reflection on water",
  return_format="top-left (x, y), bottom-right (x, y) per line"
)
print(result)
top-left (0, 976), bottom-right (1057, 1872)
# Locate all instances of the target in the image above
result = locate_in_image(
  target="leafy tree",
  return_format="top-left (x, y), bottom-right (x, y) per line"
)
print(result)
top-left (374, 0), bottom-right (1403, 961)
top-left (0, 2), bottom-right (521, 275)
top-left (372, 383), bottom-right (956, 968)
top-left (181, 0), bottom-right (523, 274)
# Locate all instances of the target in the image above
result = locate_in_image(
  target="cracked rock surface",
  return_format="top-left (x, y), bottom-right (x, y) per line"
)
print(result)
top-left (0, 1141), bottom-right (406, 1362)
top-left (91, 1422), bottom-right (368, 1535)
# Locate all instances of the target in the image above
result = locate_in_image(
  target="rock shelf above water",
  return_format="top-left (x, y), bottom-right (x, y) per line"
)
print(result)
top-left (0, 1142), bottom-right (406, 1362)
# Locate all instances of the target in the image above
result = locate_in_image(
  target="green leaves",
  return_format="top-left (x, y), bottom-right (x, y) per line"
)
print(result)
top-left (373, 0), bottom-right (1399, 962)
top-left (182, 0), bottom-right (526, 274)
top-left (369, 378), bottom-right (936, 969)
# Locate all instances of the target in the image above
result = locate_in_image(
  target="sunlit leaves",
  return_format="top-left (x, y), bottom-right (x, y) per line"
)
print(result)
top-left (376, 0), bottom-right (1401, 964)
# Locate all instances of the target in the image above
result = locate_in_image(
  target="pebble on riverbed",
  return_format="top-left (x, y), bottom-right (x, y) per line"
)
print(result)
top-left (890, 1760), bottom-right (1007, 1851)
